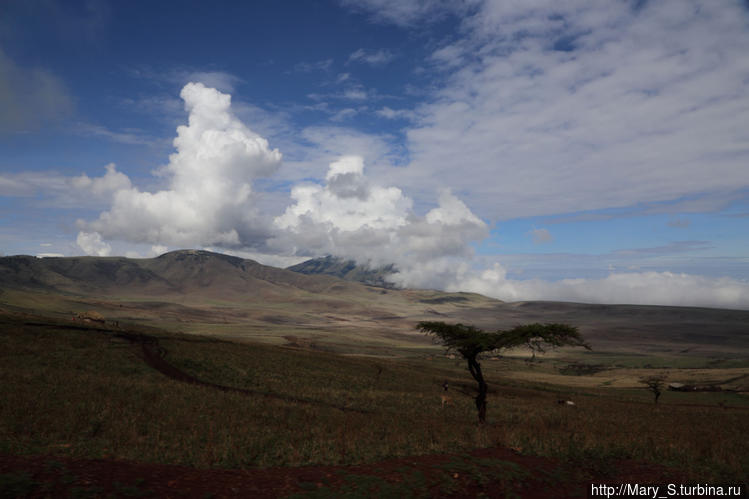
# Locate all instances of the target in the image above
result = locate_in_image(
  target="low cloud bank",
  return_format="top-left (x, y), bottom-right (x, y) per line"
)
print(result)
top-left (392, 262), bottom-right (749, 310)
top-left (73, 83), bottom-right (749, 310)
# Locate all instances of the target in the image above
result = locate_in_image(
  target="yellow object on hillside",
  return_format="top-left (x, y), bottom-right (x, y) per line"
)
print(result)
top-left (76, 311), bottom-right (105, 323)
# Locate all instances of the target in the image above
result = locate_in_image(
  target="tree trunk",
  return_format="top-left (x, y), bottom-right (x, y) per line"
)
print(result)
top-left (467, 355), bottom-right (488, 423)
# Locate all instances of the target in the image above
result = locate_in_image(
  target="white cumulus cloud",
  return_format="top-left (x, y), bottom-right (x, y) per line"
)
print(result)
top-left (78, 82), bottom-right (282, 249)
top-left (273, 155), bottom-right (488, 266)
top-left (71, 163), bottom-right (132, 196)
top-left (76, 232), bottom-right (111, 257)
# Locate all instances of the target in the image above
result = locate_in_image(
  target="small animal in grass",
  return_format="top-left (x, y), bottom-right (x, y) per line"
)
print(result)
top-left (557, 399), bottom-right (575, 406)
top-left (441, 380), bottom-right (453, 408)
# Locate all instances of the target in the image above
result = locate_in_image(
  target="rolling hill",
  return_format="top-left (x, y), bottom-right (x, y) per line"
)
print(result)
top-left (1, 250), bottom-right (748, 359)
top-left (0, 250), bottom-right (498, 351)
top-left (0, 250), bottom-right (358, 297)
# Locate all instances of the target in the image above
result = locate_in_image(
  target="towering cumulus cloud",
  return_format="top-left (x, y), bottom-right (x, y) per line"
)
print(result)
top-left (273, 156), bottom-right (488, 269)
top-left (77, 83), bottom-right (281, 249)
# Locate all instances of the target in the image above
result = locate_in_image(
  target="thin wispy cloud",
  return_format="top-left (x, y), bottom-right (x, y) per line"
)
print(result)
top-left (613, 241), bottom-right (713, 257)
top-left (529, 228), bottom-right (553, 245)
top-left (348, 48), bottom-right (394, 66)
top-left (395, 1), bottom-right (749, 220)
top-left (0, 165), bottom-right (132, 210)
top-left (339, 0), bottom-right (468, 27)
top-left (667, 217), bottom-right (691, 229)
top-left (74, 123), bottom-right (158, 146)
top-left (429, 43), bottom-right (466, 68)
top-left (330, 108), bottom-right (360, 122)
top-left (376, 107), bottom-right (416, 120)
top-left (126, 66), bottom-right (243, 93)
top-left (183, 71), bottom-right (243, 93)
top-left (0, 172), bottom-right (69, 198)
top-left (307, 86), bottom-right (376, 102)
top-left (293, 59), bottom-right (334, 73)
top-left (0, 48), bottom-right (73, 133)
top-left (342, 88), bottom-right (369, 100)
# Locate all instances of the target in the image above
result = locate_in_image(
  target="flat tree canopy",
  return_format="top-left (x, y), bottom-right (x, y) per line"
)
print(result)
top-left (417, 321), bottom-right (589, 423)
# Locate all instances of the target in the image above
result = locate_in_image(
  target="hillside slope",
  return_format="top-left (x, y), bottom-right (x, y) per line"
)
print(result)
top-left (0, 250), bottom-right (498, 351)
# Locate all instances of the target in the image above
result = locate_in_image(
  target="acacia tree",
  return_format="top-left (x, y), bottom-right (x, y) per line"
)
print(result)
top-left (640, 375), bottom-right (666, 404)
top-left (417, 321), bottom-right (589, 423)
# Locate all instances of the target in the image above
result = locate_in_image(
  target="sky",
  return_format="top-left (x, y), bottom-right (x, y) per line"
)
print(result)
top-left (1, 0), bottom-right (749, 309)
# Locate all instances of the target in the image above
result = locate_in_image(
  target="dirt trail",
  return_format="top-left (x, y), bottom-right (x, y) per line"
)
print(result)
top-left (114, 331), bottom-right (371, 414)
top-left (21, 320), bottom-right (369, 413)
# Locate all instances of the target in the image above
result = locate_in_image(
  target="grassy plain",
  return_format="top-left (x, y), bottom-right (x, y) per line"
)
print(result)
top-left (1, 311), bottom-right (747, 487)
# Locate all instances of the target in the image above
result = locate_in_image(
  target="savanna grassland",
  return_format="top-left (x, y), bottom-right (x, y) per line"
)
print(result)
top-left (1, 252), bottom-right (748, 496)
top-left (1, 310), bottom-right (747, 497)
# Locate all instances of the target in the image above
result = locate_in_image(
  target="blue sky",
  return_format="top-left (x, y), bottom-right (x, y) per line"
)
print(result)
top-left (2, 0), bottom-right (749, 308)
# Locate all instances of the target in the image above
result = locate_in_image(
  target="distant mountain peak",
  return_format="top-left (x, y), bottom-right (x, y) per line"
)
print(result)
top-left (287, 256), bottom-right (397, 289)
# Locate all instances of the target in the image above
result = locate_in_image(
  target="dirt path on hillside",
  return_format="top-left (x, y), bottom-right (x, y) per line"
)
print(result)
top-left (22, 319), bottom-right (370, 413)
top-left (113, 331), bottom-right (371, 414)
top-left (0, 446), bottom-right (688, 498)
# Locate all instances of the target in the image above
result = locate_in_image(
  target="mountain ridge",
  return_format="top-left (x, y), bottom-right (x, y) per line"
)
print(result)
top-left (0, 250), bottom-right (503, 351)
top-left (2, 249), bottom-right (748, 358)
top-left (287, 255), bottom-right (397, 288)
top-left (0, 250), bottom-right (363, 298)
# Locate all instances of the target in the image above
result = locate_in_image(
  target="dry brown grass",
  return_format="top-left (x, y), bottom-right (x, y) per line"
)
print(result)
top-left (1, 312), bottom-right (746, 483)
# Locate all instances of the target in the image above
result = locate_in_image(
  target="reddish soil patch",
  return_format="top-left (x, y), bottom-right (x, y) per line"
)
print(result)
top-left (1, 447), bottom-right (687, 498)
